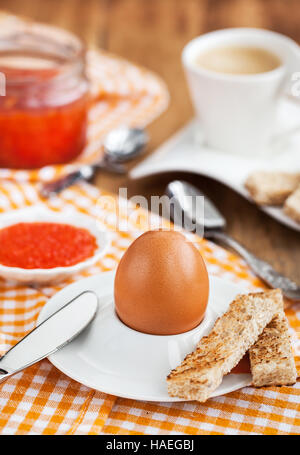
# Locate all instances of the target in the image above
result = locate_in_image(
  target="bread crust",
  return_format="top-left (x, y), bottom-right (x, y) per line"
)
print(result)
top-left (167, 289), bottom-right (283, 402)
top-left (284, 186), bottom-right (300, 224)
top-left (249, 311), bottom-right (297, 387)
top-left (245, 172), bottom-right (300, 206)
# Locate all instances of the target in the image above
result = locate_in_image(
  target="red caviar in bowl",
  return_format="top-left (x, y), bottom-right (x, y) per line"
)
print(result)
top-left (0, 222), bottom-right (97, 269)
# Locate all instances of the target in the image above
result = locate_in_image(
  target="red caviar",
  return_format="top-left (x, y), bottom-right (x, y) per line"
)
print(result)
top-left (0, 85), bottom-right (89, 169)
top-left (0, 23), bottom-right (89, 169)
top-left (0, 222), bottom-right (97, 269)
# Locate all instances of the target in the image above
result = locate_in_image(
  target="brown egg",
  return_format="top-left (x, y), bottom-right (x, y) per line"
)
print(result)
top-left (114, 230), bottom-right (209, 335)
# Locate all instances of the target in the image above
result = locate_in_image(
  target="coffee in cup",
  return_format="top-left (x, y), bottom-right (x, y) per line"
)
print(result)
top-left (182, 28), bottom-right (300, 156)
top-left (194, 46), bottom-right (281, 75)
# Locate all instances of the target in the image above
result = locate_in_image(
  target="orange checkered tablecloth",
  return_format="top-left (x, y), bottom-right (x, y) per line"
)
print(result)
top-left (0, 181), bottom-right (299, 435)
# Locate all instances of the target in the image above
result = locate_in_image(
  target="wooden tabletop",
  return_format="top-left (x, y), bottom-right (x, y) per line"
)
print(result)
top-left (2, 0), bottom-right (300, 282)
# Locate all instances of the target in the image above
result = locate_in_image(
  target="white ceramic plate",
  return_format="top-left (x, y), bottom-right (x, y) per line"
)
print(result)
top-left (130, 97), bottom-right (300, 232)
top-left (38, 271), bottom-right (252, 402)
top-left (0, 206), bottom-right (110, 284)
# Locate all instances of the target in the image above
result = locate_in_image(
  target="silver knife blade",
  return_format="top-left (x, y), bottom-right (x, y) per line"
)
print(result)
top-left (166, 180), bottom-right (226, 230)
top-left (0, 290), bottom-right (98, 381)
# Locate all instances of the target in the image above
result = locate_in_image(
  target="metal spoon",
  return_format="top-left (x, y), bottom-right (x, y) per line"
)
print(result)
top-left (166, 180), bottom-right (300, 301)
top-left (40, 126), bottom-right (148, 198)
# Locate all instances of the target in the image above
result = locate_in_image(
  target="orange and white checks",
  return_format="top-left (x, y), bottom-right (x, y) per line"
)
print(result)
top-left (0, 10), bottom-right (299, 436)
top-left (0, 181), bottom-right (299, 435)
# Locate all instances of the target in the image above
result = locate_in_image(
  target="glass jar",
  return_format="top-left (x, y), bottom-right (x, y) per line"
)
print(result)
top-left (0, 21), bottom-right (90, 169)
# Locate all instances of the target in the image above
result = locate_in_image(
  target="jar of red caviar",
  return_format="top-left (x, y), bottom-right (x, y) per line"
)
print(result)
top-left (0, 21), bottom-right (90, 169)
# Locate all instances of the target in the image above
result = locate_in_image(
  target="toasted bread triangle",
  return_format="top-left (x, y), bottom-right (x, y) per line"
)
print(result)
top-left (250, 311), bottom-right (297, 386)
top-left (167, 289), bottom-right (283, 402)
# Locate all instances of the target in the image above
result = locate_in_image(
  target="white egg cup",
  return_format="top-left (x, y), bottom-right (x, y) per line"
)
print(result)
top-left (38, 271), bottom-right (252, 401)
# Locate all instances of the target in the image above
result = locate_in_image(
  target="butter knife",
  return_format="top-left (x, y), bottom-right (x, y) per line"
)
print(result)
top-left (0, 291), bottom-right (98, 383)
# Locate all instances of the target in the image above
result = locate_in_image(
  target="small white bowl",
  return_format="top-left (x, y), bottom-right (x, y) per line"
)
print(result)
top-left (0, 206), bottom-right (110, 284)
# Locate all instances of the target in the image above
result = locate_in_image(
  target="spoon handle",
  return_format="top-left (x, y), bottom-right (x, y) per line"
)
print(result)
top-left (206, 230), bottom-right (300, 301)
top-left (39, 160), bottom-right (126, 199)
top-left (40, 166), bottom-right (95, 198)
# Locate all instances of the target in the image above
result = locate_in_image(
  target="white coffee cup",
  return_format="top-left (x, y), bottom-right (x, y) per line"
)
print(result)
top-left (182, 28), bottom-right (300, 156)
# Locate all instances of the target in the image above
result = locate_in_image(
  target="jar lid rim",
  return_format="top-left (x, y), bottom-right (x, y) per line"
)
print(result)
top-left (0, 21), bottom-right (86, 84)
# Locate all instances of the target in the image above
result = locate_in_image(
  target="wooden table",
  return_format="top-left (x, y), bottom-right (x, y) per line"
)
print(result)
top-left (2, 0), bottom-right (300, 282)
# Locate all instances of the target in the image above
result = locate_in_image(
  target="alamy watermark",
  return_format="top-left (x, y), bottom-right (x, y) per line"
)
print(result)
top-left (0, 72), bottom-right (5, 96)
top-left (94, 188), bottom-right (205, 238)
top-left (291, 72), bottom-right (300, 97)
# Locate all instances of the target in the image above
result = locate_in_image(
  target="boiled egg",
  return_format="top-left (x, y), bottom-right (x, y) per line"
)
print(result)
top-left (114, 230), bottom-right (209, 335)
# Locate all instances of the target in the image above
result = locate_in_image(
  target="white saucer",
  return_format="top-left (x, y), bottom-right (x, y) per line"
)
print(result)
top-left (37, 271), bottom-right (252, 402)
top-left (130, 97), bottom-right (300, 232)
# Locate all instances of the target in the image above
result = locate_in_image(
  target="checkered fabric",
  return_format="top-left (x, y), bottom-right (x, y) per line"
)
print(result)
top-left (0, 181), bottom-right (299, 435)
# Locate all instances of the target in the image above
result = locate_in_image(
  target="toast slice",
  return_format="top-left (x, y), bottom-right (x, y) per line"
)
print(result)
top-left (167, 289), bottom-right (283, 402)
top-left (245, 171), bottom-right (300, 206)
top-left (249, 311), bottom-right (297, 386)
top-left (284, 186), bottom-right (300, 224)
